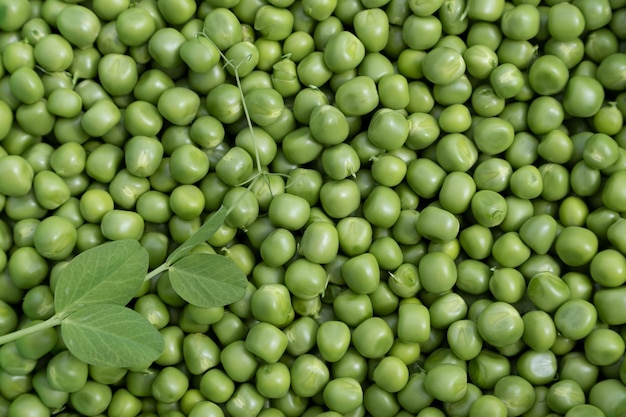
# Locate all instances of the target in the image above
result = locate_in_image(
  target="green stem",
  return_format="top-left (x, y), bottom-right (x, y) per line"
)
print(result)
top-left (0, 315), bottom-right (63, 346)
top-left (144, 262), bottom-right (170, 282)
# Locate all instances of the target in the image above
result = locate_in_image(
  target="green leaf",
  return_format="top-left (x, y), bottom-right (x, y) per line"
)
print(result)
top-left (168, 253), bottom-right (247, 308)
top-left (167, 206), bottom-right (228, 265)
top-left (61, 304), bottom-right (164, 368)
top-left (54, 240), bottom-right (149, 315)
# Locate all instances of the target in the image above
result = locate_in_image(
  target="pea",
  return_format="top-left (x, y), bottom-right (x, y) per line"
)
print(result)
top-left (573, 0), bottom-right (612, 30)
top-left (493, 375), bottom-right (536, 417)
top-left (422, 47), bottom-right (465, 85)
top-left (558, 352), bottom-right (599, 395)
top-left (308, 104), bottom-right (349, 146)
top-left (250, 284), bottom-right (294, 328)
top-left (589, 379), bottom-right (626, 417)
top-left (555, 226), bottom-right (598, 267)
top-left (334, 75), bottom-right (379, 116)
top-left (352, 317), bottom-right (394, 359)
top-left (473, 117), bottom-right (515, 155)
top-left (554, 299), bottom-right (597, 341)
top-left (416, 206), bottom-right (459, 243)
top-left (417, 251), bottom-right (456, 294)
top-left (566, 404), bottom-right (606, 417)
top-left (406, 158), bottom-right (446, 199)
top-left (197, 369), bottom-right (235, 404)
top-left (289, 354), bottom-right (329, 398)
top-left (298, 221), bottom-right (339, 264)
top-left (438, 0), bottom-right (468, 35)
top-left (426, 293), bottom-right (464, 330)
top-left (584, 328), bottom-right (625, 368)
top-left (545, 379), bottom-right (586, 415)
top-left (323, 377), bottom-right (363, 414)
top-left (594, 287), bottom-right (626, 325)
top-left (590, 249), bottom-right (626, 288)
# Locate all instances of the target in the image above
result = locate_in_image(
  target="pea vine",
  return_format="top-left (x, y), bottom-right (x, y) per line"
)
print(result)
top-left (0, 34), bottom-right (280, 369)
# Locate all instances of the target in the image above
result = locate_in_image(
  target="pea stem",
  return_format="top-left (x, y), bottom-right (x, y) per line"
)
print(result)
top-left (0, 315), bottom-right (63, 346)
top-left (144, 262), bottom-right (170, 282)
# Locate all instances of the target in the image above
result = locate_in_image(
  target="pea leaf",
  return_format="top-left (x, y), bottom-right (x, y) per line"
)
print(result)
top-left (61, 304), bottom-right (164, 368)
top-left (168, 253), bottom-right (247, 308)
top-left (166, 206), bottom-right (228, 265)
top-left (54, 240), bottom-right (149, 315)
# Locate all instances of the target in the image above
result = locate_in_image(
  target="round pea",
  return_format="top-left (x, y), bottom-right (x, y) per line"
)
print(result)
top-left (493, 375), bottom-right (536, 416)
top-left (554, 299), bottom-right (597, 340)
top-left (477, 301), bottom-right (524, 348)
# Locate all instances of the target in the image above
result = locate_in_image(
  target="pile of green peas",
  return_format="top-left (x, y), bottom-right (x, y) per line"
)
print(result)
top-left (1, 0), bottom-right (626, 415)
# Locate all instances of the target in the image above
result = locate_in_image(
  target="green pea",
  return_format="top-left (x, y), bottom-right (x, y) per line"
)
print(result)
top-left (100, 209), bottom-right (144, 241)
top-left (31, 368), bottom-right (68, 410)
top-left (554, 299), bottom-right (597, 341)
top-left (493, 375), bottom-right (536, 416)
top-left (423, 363), bottom-right (467, 403)
top-left (526, 271), bottom-right (570, 313)
top-left (418, 252), bottom-right (457, 294)
top-left (438, 0), bottom-right (468, 34)
top-left (97, 53), bottom-right (138, 97)
top-left (289, 354), bottom-right (329, 398)
top-left (429, 292), bottom-right (467, 330)
top-left (308, 104), bottom-right (349, 146)
top-left (476, 301), bottom-right (524, 348)
top-left (406, 158), bottom-right (446, 199)
top-left (400, 14), bottom-right (441, 51)
top-left (435, 103), bottom-right (472, 133)
top-left (0, 155), bottom-right (34, 197)
top-left (555, 226), bottom-right (598, 267)
top-left (415, 206), bottom-right (459, 243)
top-left (299, 221), bottom-right (339, 264)
top-left (352, 317), bottom-right (394, 359)
top-left (0, 340), bottom-right (35, 377)
top-left (46, 350), bottom-right (88, 393)
top-left (334, 75), bottom-right (379, 116)
top-left (341, 253), bottom-right (380, 295)
top-left (422, 47), bottom-right (465, 85)
top-left (472, 117), bottom-right (515, 155)
top-left (9, 67), bottom-right (44, 105)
